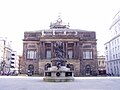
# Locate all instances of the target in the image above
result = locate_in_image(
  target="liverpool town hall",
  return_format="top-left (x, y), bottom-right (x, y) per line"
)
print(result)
top-left (21, 17), bottom-right (98, 76)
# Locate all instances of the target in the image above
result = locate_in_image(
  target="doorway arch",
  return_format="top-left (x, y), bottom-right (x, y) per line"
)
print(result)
top-left (85, 65), bottom-right (91, 76)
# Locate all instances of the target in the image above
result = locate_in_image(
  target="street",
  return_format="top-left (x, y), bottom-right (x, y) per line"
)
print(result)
top-left (0, 76), bottom-right (120, 90)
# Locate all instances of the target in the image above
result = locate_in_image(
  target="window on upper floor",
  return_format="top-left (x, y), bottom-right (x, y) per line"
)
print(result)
top-left (45, 49), bottom-right (51, 59)
top-left (98, 61), bottom-right (100, 65)
top-left (105, 46), bottom-right (107, 50)
top-left (11, 54), bottom-right (15, 56)
top-left (11, 58), bottom-right (15, 60)
top-left (116, 54), bottom-right (118, 58)
top-left (10, 65), bottom-right (14, 68)
top-left (113, 55), bottom-right (115, 59)
top-left (68, 50), bottom-right (73, 59)
top-left (112, 41), bottom-right (114, 46)
top-left (102, 61), bottom-right (104, 65)
top-left (68, 43), bottom-right (74, 48)
top-left (11, 61), bottom-right (14, 64)
top-left (106, 55), bottom-right (108, 60)
top-left (115, 47), bottom-right (117, 51)
top-left (27, 50), bottom-right (36, 60)
top-left (117, 38), bottom-right (119, 44)
top-left (113, 48), bottom-right (114, 53)
top-left (83, 50), bottom-right (93, 60)
top-left (45, 43), bottom-right (51, 48)
top-left (118, 53), bottom-right (120, 58)
top-left (115, 39), bottom-right (116, 45)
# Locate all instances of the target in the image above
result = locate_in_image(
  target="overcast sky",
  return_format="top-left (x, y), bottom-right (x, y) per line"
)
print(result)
top-left (0, 0), bottom-right (120, 55)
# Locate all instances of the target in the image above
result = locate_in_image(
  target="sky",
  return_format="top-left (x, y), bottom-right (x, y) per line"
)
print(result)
top-left (0, 0), bottom-right (120, 55)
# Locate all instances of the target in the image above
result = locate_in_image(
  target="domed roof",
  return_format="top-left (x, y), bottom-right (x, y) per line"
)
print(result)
top-left (50, 16), bottom-right (70, 29)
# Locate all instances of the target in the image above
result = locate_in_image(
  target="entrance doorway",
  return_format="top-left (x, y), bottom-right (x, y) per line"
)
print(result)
top-left (85, 65), bottom-right (91, 76)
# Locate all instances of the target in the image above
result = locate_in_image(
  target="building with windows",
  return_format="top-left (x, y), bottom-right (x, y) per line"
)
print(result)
top-left (22, 17), bottom-right (98, 76)
top-left (97, 55), bottom-right (106, 75)
top-left (10, 51), bottom-right (19, 75)
top-left (105, 11), bottom-right (120, 76)
top-left (0, 37), bottom-right (12, 75)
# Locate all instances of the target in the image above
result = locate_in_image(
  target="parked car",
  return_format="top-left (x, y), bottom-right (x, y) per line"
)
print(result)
top-left (27, 70), bottom-right (33, 76)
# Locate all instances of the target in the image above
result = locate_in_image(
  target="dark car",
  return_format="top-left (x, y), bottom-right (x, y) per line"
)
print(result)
top-left (27, 70), bottom-right (33, 76)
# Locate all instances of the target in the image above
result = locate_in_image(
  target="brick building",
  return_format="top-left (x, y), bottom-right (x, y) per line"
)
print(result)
top-left (21, 17), bottom-right (98, 76)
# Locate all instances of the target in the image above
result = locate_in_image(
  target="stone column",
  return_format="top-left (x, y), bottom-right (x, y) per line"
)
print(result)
top-left (22, 43), bottom-right (27, 74)
top-left (23, 43), bottom-right (27, 61)
top-left (65, 42), bottom-right (68, 59)
top-left (63, 42), bottom-right (66, 58)
top-left (51, 42), bottom-right (54, 58)
top-left (75, 42), bottom-right (79, 59)
top-left (41, 41), bottom-right (45, 59)
top-left (79, 42), bottom-right (83, 76)
top-left (36, 43), bottom-right (39, 60)
top-left (73, 42), bottom-right (76, 59)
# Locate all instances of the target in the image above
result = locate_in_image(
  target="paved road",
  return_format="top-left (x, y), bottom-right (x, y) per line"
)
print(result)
top-left (0, 76), bottom-right (120, 90)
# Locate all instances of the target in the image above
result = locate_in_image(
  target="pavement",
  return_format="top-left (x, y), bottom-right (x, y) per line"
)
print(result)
top-left (0, 76), bottom-right (120, 90)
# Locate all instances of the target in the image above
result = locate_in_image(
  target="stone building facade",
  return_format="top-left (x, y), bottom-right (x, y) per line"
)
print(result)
top-left (21, 18), bottom-right (98, 76)
top-left (98, 55), bottom-right (106, 75)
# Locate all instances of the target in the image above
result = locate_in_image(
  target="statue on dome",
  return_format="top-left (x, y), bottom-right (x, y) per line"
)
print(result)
top-left (49, 14), bottom-right (70, 29)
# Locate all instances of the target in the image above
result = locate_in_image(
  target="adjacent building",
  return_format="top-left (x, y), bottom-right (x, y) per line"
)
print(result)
top-left (0, 37), bottom-right (19, 75)
top-left (10, 51), bottom-right (19, 75)
top-left (97, 55), bottom-right (106, 75)
top-left (22, 17), bottom-right (98, 76)
top-left (105, 11), bottom-right (120, 76)
top-left (0, 37), bottom-right (12, 74)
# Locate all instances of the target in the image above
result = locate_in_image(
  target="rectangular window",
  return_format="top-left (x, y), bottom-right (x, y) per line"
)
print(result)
top-left (11, 58), bottom-right (15, 60)
top-left (116, 54), bottom-right (118, 58)
top-left (99, 61), bottom-right (101, 65)
top-left (11, 54), bottom-right (15, 56)
top-left (10, 66), bottom-right (14, 68)
top-left (27, 50), bottom-right (36, 59)
top-left (117, 38), bottom-right (119, 43)
top-left (45, 50), bottom-right (51, 59)
top-left (102, 61), bottom-right (104, 65)
top-left (68, 50), bottom-right (73, 59)
top-left (11, 61), bottom-right (14, 64)
top-left (113, 55), bottom-right (115, 59)
top-left (118, 53), bottom-right (120, 58)
top-left (106, 55), bottom-right (108, 60)
top-left (45, 43), bottom-right (51, 48)
top-left (83, 51), bottom-right (93, 59)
